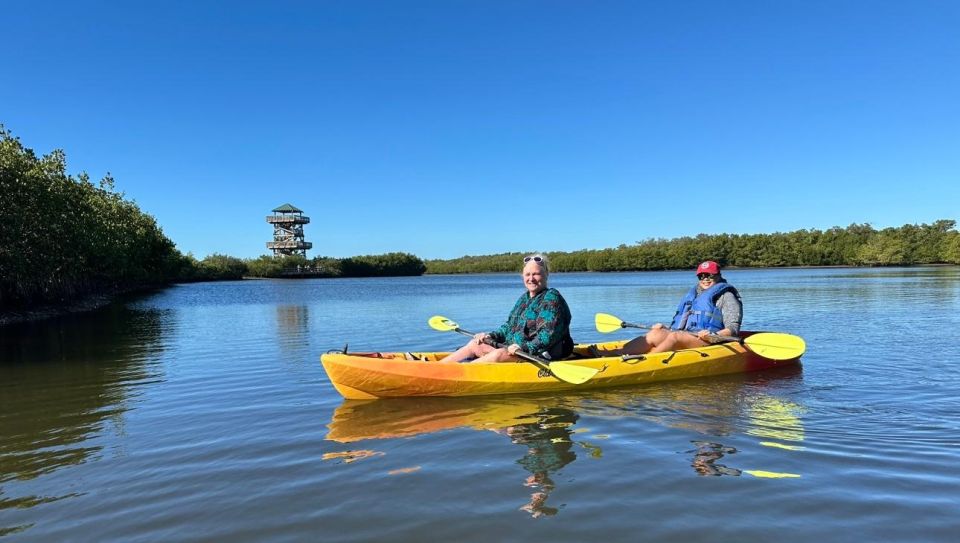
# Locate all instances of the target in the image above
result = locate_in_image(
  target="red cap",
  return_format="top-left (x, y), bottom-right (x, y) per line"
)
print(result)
top-left (696, 261), bottom-right (720, 275)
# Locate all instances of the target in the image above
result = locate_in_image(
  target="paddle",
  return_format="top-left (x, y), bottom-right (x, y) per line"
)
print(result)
top-left (427, 315), bottom-right (598, 385)
top-left (594, 312), bottom-right (806, 361)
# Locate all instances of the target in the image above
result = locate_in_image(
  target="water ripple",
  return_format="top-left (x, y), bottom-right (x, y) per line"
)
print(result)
top-left (3, 268), bottom-right (960, 541)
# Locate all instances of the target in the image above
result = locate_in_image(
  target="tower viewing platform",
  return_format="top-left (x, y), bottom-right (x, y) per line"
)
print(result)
top-left (266, 203), bottom-right (313, 257)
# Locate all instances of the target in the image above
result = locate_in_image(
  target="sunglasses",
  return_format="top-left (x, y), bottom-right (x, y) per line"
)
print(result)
top-left (697, 273), bottom-right (717, 281)
top-left (523, 256), bottom-right (544, 263)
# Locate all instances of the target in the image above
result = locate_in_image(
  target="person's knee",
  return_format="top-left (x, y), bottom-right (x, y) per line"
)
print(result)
top-left (647, 329), bottom-right (669, 343)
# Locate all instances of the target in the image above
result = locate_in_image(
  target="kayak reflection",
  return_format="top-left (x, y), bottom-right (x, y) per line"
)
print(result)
top-left (326, 398), bottom-right (588, 517)
top-left (325, 365), bottom-right (806, 489)
top-left (684, 394), bottom-right (806, 478)
top-left (325, 396), bottom-right (548, 443)
top-left (630, 368), bottom-right (805, 478)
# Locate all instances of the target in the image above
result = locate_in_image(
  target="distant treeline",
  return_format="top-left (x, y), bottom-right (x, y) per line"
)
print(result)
top-left (0, 126), bottom-right (425, 312)
top-left (180, 252), bottom-right (427, 281)
top-left (425, 220), bottom-right (960, 274)
top-left (4, 123), bottom-right (957, 315)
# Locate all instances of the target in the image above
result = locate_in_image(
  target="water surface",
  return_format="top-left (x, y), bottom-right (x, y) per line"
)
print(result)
top-left (2, 267), bottom-right (959, 541)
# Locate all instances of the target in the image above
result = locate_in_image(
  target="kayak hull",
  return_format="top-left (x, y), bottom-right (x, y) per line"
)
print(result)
top-left (320, 337), bottom-right (801, 399)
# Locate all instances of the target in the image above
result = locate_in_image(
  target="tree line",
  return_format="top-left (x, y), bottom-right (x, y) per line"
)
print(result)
top-left (0, 126), bottom-right (424, 312)
top-left (424, 221), bottom-right (960, 274)
top-left (1, 126), bottom-right (186, 309)
top-left (3, 124), bottom-right (957, 313)
top-left (180, 252), bottom-right (426, 281)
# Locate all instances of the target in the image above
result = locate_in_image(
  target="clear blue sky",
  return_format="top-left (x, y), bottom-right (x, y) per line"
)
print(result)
top-left (4, 1), bottom-right (958, 260)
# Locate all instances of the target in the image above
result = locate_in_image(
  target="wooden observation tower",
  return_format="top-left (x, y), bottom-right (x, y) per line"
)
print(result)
top-left (266, 203), bottom-right (313, 257)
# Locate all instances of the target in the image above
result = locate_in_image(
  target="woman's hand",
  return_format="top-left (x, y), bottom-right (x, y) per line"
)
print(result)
top-left (506, 343), bottom-right (521, 355)
top-left (697, 329), bottom-right (730, 342)
top-left (651, 323), bottom-right (665, 330)
top-left (473, 333), bottom-right (489, 345)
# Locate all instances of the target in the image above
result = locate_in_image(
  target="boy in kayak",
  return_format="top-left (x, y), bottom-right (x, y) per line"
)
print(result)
top-left (596, 260), bottom-right (742, 355)
top-left (440, 254), bottom-right (574, 363)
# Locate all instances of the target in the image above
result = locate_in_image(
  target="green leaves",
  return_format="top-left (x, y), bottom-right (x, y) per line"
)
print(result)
top-left (242, 253), bottom-right (426, 279)
top-left (1, 126), bottom-right (182, 309)
top-left (424, 221), bottom-right (960, 274)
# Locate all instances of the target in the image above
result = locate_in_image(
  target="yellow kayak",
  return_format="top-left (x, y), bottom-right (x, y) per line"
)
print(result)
top-left (320, 335), bottom-right (803, 400)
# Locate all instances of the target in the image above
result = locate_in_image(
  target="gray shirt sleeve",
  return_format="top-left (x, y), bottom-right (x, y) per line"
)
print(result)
top-left (715, 292), bottom-right (742, 335)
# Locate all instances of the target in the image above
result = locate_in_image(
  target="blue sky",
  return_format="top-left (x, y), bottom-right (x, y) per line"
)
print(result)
top-left (4, 1), bottom-right (958, 260)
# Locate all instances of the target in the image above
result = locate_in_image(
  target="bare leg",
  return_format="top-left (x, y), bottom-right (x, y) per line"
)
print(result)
top-left (649, 331), bottom-right (709, 353)
top-left (595, 328), bottom-right (671, 356)
top-left (439, 340), bottom-right (497, 362)
top-left (472, 347), bottom-right (512, 363)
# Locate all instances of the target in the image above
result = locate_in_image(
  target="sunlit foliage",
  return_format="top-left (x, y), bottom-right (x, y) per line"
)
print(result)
top-left (243, 253), bottom-right (426, 278)
top-left (425, 220), bottom-right (959, 274)
top-left (3, 124), bottom-right (954, 313)
top-left (1, 126), bottom-right (183, 308)
top-left (0, 126), bottom-right (429, 311)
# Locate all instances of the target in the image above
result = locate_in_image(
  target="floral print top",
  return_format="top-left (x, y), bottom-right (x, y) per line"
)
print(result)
top-left (488, 288), bottom-right (573, 359)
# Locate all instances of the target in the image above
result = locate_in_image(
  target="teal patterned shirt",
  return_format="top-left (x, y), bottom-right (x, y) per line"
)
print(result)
top-left (488, 288), bottom-right (573, 358)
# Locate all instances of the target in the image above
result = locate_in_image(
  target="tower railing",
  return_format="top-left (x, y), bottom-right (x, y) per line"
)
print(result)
top-left (266, 214), bottom-right (310, 224)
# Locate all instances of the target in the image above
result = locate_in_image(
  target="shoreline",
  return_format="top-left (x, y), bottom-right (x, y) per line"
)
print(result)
top-left (422, 263), bottom-right (958, 275)
top-left (0, 293), bottom-right (119, 327)
top-left (3, 264), bottom-right (955, 327)
top-left (0, 284), bottom-right (166, 328)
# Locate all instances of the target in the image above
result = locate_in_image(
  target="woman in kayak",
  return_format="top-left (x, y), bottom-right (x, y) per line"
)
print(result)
top-left (596, 260), bottom-right (742, 355)
top-left (440, 254), bottom-right (574, 363)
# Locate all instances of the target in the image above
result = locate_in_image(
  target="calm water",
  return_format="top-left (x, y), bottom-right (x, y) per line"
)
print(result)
top-left (2, 267), bottom-right (959, 541)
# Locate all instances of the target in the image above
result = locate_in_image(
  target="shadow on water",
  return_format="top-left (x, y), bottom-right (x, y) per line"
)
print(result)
top-left (0, 303), bottom-right (171, 535)
top-left (324, 364), bottom-right (805, 517)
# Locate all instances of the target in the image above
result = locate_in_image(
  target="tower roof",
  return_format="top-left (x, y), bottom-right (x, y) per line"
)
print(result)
top-left (272, 203), bottom-right (303, 213)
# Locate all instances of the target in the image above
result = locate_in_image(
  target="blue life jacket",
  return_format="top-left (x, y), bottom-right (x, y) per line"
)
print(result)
top-left (669, 281), bottom-right (740, 332)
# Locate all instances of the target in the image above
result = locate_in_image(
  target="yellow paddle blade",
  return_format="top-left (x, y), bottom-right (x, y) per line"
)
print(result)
top-left (548, 362), bottom-right (600, 385)
top-left (743, 333), bottom-right (806, 360)
top-left (744, 470), bottom-right (801, 479)
top-left (427, 315), bottom-right (459, 332)
top-left (594, 313), bottom-right (625, 334)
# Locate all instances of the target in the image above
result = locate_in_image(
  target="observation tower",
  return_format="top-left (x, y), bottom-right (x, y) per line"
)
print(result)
top-left (266, 203), bottom-right (312, 257)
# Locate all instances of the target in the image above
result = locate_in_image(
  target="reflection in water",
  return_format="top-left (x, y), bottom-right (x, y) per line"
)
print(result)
top-left (568, 369), bottom-right (806, 478)
top-left (326, 399), bottom-right (586, 517)
top-left (321, 450), bottom-right (385, 464)
top-left (0, 304), bottom-right (169, 532)
top-left (573, 366), bottom-right (804, 433)
top-left (746, 395), bottom-right (806, 447)
top-left (324, 367), bottom-right (807, 513)
top-left (687, 441), bottom-right (742, 476)
top-left (661, 374), bottom-right (804, 478)
top-left (275, 304), bottom-right (309, 354)
top-left (325, 397), bottom-right (545, 443)
top-left (499, 407), bottom-right (578, 518)
top-left (2, 269), bottom-right (957, 539)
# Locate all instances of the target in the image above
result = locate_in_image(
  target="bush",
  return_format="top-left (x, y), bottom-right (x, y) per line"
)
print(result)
top-left (1, 126), bottom-right (183, 309)
top-left (423, 221), bottom-right (959, 274)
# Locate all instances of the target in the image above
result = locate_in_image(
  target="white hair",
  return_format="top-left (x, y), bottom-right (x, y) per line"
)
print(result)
top-left (523, 253), bottom-right (549, 275)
